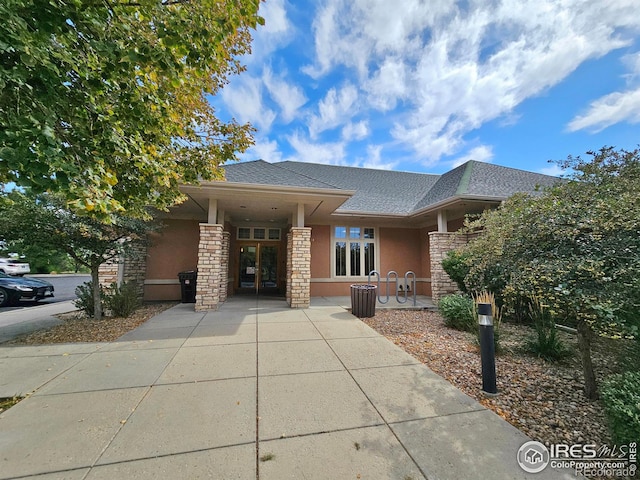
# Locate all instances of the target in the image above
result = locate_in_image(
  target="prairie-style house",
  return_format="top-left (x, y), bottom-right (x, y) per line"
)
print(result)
top-left (99, 159), bottom-right (558, 310)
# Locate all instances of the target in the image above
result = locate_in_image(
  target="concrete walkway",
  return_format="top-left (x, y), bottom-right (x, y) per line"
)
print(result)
top-left (0, 297), bottom-right (573, 479)
top-left (0, 300), bottom-right (77, 344)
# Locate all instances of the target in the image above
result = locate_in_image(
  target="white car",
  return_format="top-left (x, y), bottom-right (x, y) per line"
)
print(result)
top-left (0, 258), bottom-right (31, 276)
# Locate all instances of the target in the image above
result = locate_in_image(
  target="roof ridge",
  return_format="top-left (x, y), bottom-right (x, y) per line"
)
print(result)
top-left (274, 161), bottom-right (343, 189)
top-left (277, 160), bottom-right (440, 178)
top-left (468, 159), bottom-right (558, 179)
top-left (455, 161), bottom-right (474, 195)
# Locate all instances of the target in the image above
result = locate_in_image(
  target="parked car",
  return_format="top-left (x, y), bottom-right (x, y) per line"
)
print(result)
top-left (0, 258), bottom-right (31, 276)
top-left (0, 273), bottom-right (54, 307)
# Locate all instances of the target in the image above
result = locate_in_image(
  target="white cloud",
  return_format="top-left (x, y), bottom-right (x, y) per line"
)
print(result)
top-left (537, 164), bottom-right (566, 177)
top-left (567, 87), bottom-right (640, 132)
top-left (262, 67), bottom-right (307, 123)
top-left (364, 57), bottom-right (409, 111)
top-left (568, 51), bottom-right (640, 132)
top-left (451, 145), bottom-right (494, 168)
top-left (341, 121), bottom-right (369, 141)
top-left (622, 51), bottom-right (640, 78)
top-left (249, 0), bottom-right (293, 62)
top-left (302, 0), bottom-right (640, 163)
top-left (220, 76), bottom-right (276, 132)
top-left (286, 131), bottom-right (346, 165)
top-left (308, 84), bottom-right (359, 138)
top-left (356, 144), bottom-right (400, 170)
top-left (303, 0), bottom-right (453, 78)
top-left (247, 138), bottom-right (284, 163)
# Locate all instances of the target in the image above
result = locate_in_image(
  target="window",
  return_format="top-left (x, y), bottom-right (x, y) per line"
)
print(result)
top-left (237, 227), bottom-right (280, 241)
top-left (253, 228), bottom-right (265, 240)
top-left (268, 228), bottom-right (280, 240)
top-left (334, 226), bottom-right (376, 277)
top-left (238, 227), bottom-right (251, 240)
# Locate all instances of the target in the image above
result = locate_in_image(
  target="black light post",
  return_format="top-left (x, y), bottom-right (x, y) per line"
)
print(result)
top-left (478, 302), bottom-right (498, 394)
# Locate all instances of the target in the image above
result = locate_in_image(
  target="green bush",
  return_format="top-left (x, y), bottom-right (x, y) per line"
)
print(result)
top-left (525, 298), bottom-right (570, 361)
top-left (439, 294), bottom-right (475, 332)
top-left (441, 250), bottom-right (470, 294)
top-left (74, 281), bottom-right (104, 318)
top-left (105, 281), bottom-right (141, 318)
top-left (601, 371), bottom-right (640, 444)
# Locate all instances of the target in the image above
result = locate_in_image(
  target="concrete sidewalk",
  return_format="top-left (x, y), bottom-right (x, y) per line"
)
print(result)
top-left (0, 300), bottom-right (77, 344)
top-left (0, 297), bottom-right (573, 479)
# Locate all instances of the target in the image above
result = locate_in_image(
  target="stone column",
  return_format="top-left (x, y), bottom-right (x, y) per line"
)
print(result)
top-left (429, 231), bottom-right (477, 303)
top-left (220, 231), bottom-right (230, 302)
top-left (121, 243), bottom-right (147, 300)
top-left (98, 260), bottom-right (119, 288)
top-left (286, 232), bottom-right (292, 305)
top-left (286, 227), bottom-right (311, 308)
top-left (98, 242), bottom-right (147, 300)
top-left (195, 223), bottom-right (224, 311)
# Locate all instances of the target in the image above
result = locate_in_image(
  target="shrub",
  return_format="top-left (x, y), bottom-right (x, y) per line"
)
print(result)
top-left (105, 281), bottom-right (141, 318)
top-left (441, 250), bottom-right (470, 294)
top-left (473, 291), bottom-right (503, 353)
top-left (524, 297), bottom-right (570, 361)
top-left (439, 294), bottom-right (475, 332)
top-left (600, 371), bottom-right (640, 444)
top-left (74, 281), bottom-right (104, 318)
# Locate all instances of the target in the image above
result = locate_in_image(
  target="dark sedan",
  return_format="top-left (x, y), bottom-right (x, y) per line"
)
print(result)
top-left (0, 273), bottom-right (55, 307)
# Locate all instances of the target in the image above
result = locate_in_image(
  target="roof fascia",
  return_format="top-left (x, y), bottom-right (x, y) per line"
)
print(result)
top-left (181, 181), bottom-right (355, 199)
top-left (331, 210), bottom-right (409, 219)
top-left (409, 195), bottom-right (506, 218)
top-left (332, 195), bottom-right (506, 219)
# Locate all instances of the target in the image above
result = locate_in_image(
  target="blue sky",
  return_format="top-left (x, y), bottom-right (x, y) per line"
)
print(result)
top-left (212, 0), bottom-right (640, 176)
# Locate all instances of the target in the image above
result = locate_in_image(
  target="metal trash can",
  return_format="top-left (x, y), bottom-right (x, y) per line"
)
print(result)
top-left (350, 284), bottom-right (377, 318)
top-left (178, 270), bottom-right (197, 303)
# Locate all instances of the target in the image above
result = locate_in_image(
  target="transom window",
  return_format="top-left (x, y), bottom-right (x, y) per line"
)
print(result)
top-left (334, 226), bottom-right (376, 277)
top-left (237, 227), bottom-right (280, 241)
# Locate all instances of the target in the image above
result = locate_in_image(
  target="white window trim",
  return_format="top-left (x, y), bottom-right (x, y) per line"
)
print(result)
top-left (236, 226), bottom-right (281, 241)
top-left (330, 225), bottom-right (379, 279)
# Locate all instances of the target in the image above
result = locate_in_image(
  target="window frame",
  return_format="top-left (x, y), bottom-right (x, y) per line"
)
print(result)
top-left (331, 225), bottom-right (378, 279)
top-left (236, 227), bottom-right (281, 241)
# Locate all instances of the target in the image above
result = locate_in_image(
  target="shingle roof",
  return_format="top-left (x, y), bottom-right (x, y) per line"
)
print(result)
top-left (276, 161), bottom-right (439, 215)
top-left (223, 160), bottom-right (337, 189)
top-left (221, 159), bottom-right (560, 216)
top-left (464, 161), bottom-right (559, 197)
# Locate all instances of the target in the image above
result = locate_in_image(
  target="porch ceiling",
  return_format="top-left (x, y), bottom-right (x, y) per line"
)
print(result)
top-left (175, 183), bottom-right (354, 226)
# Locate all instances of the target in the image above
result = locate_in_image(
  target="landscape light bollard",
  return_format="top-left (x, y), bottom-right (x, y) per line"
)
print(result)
top-left (478, 302), bottom-right (498, 395)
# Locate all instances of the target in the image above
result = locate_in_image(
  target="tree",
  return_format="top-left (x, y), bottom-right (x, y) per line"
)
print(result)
top-left (0, 0), bottom-right (262, 220)
top-left (0, 240), bottom-right (76, 274)
top-left (0, 191), bottom-right (156, 319)
top-left (457, 147), bottom-right (640, 399)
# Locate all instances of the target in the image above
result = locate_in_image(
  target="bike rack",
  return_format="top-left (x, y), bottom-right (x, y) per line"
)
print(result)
top-left (367, 270), bottom-right (417, 306)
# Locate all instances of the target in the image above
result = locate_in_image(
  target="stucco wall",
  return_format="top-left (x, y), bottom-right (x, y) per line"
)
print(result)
top-left (309, 224), bottom-right (331, 279)
top-left (309, 225), bottom-right (433, 297)
top-left (144, 219), bottom-right (200, 301)
top-left (379, 227), bottom-right (422, 276)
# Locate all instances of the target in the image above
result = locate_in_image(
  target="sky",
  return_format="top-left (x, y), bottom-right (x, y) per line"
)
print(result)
top-left (210, 0), bottom-right (640, 176)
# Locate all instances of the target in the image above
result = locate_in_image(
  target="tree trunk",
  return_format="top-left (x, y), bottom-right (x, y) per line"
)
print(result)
top-left (91, 267), bottom-right (103, 320)
top-left (577, 320), bottom-right (597, 399)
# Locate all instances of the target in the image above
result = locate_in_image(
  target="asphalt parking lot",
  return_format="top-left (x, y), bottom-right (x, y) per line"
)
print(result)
top-left (0, 274), bottom-right (89, 311)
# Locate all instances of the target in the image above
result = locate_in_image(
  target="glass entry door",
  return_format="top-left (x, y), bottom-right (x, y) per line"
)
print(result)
top-left (238, 243), bottom-right (279, 293)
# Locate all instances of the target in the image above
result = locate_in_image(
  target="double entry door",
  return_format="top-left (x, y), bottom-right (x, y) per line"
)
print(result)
top-left (238, 243), bottom-right (279, 294)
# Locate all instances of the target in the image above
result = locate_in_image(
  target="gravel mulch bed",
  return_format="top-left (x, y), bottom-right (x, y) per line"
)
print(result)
top-left (362, 309), bottom-right (623, 451)
top-left (5, 302), bottom-right (178, 345)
